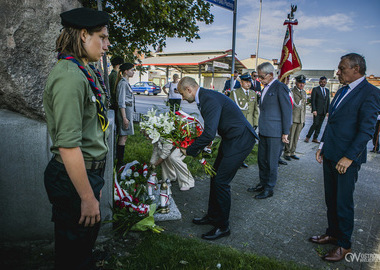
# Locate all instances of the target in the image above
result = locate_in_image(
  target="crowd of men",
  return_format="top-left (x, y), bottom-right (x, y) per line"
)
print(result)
top-left (43, 7), bottom-right (380, 268)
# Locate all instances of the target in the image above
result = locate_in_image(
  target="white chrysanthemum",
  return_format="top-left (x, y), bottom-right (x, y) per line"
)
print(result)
top-left (125, 169), bottom-right (132, 177)
top-left (133, 172), bottom-right (140, 177)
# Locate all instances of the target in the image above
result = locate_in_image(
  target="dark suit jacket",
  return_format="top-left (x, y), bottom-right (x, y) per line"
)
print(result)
top-left (321, 79), bottom-right (380, 165)
top-left (311, 86), bottom-right (330, 115)
top-left (258, 80), bottom-right (293, 137)
top-left (223, 79), bottom-right (241, 91)
top-left (250, 79), bottom-right (262, 92)
top-left (186, 88), bottom-right (259, 157)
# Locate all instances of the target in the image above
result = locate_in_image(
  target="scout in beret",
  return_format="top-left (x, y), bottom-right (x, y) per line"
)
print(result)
top-left (43, 7), bottom-right (110, 269)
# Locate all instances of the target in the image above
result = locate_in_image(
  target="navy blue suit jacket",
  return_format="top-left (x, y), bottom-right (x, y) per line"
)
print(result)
top-left (321, 79), bottom-right (380, 164)
top-left (186, 88), bottom-right (259, 157)
top-left (258, 80), bottom-right (292, 137)
top-left (223, 79), bottom-right (241, 91)
top-left (250, 79), bottom-right (262, 92)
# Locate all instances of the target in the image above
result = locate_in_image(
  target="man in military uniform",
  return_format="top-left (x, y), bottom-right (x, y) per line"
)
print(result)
top-left (230, 73), bottom-right (259, 168)
top-left (284, 75), bottom-right (307, 160)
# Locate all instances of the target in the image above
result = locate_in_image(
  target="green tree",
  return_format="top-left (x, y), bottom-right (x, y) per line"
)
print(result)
top-left (81, 0), bottom-right (214, 61)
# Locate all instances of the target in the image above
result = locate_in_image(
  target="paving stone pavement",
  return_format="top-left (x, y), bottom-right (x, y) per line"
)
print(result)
top-left (159, 111), bottom-right (380, 270)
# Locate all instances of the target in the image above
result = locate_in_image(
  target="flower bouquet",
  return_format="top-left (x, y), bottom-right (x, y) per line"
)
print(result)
top-left (140, 109), bottom-right (216, 176)
top-left (108, 161), bottom-right (163, 236)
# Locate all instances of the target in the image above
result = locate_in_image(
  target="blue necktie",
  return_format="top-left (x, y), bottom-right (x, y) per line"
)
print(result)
top-left (331, 86), bottom-right (349, 113)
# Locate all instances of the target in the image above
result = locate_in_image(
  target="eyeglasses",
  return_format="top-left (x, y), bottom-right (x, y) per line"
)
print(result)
top-left (258, 74), bottom-right (269, 80)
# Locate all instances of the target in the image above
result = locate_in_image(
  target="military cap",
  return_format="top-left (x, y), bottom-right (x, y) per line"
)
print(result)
top-left (60, 7), bottom-right (109, 29)
top-left (295, 74), bottom-right (306, 83)
top-left (240, 72), bottom-right (252, 81)
top-left (120, 63), bottom-right (134, 72)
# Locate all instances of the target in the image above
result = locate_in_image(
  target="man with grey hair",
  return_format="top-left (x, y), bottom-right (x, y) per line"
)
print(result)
top-left (177, 76), bottom-right (259, 240)
top-left (247, 62), bottom-right (292, 199)
top-left (310, 53), bottom-right (380, 262)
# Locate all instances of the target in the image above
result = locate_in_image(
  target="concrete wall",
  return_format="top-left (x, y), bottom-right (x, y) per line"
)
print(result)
top-left (0, 109), bottom-right (114, 242)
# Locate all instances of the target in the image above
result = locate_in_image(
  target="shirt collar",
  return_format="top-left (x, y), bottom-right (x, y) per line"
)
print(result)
top-left (195, 87), bottom-right (200, 104)
top-left (347, 76), bottom-right (365, 91)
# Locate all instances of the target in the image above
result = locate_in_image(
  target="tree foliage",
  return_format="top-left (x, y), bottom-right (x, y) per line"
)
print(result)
top-left (81, 0), bottom-right (214, 61)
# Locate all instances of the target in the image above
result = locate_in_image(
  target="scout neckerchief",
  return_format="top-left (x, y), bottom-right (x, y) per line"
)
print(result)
top-left (57, 53), bottom-right (109, 131)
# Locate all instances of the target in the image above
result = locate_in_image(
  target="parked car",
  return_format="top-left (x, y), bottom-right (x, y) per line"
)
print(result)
top-left (131, 81), bottom-right (161, 95)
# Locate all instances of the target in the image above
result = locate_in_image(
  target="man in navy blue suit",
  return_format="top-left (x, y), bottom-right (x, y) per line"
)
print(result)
top-left (310, 53), bottom-right (380, 262)
top-left (177, 77), bottom-right (259, 240)
top-left (223, 70), bottom-right (241, 96)
top-left (247, 62), bottom-right (292, 199)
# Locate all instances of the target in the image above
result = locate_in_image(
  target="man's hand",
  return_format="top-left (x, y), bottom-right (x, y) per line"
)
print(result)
top-left (313, 111), bottom-right (317, 116)
top-left (326, 113), bottom-right (329, 117)
top-left (316, 149), bottom-right (323, 164)
top-left (335, 157), bottom-right (353, 174)
top-left (180, 148), bottom-right (187, 156)
top-left (79, 196), bottom-right (101, 227)
top-left (282, 134), bottom-right (289, 144)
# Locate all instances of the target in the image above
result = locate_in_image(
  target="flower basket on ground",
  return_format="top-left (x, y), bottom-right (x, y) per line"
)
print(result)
top-left (107, 160), bottom-right (163, 236)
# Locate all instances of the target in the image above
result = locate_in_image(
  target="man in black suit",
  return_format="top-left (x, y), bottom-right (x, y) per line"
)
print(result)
top-left (250, 70), bottom-right (262, 93)
top-left (223, 70), bottom-right (241, 96)
top-left (305, 76), bottom-right (330, 143)
top-left (247, 62), bottom-right (292, 199)
top-left (310, 53), bottom-right (380, 261)
top-left (177, 77), bottom-right (259, 240)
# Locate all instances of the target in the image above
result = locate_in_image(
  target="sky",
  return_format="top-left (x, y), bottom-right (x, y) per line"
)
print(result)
top-left (164, 0), bottom-right (380, 76)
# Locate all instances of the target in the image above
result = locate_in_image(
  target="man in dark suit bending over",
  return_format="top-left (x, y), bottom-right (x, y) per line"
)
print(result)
top-left (177, 77), bottom-right (259, 240)
top-left (247, 62), bottom-right (292, 199)
top-left (310, 53), bottom-right (380, 261)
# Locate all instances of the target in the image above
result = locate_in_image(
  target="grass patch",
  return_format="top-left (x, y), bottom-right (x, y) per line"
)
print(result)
top-left (104, 233), bottom-right (311, 270)
top-left (124, 124), bottom-right (258, 178)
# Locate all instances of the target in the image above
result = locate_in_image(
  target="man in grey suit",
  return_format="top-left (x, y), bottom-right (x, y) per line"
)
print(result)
top-left (305, 76), bottom-right (330, 143)
top-left (247, 62), bottom-right (292, 199)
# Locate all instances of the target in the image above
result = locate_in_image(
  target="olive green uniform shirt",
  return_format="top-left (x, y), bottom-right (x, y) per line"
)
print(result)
top-left (43, 59), bottom-right (109, 160)
top-left (230, 87), bottom-right (259, 127)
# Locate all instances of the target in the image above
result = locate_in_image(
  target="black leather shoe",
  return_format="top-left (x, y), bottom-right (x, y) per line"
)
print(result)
top-left (278, 159), bottom-right (288, 165)
top-left (254, 190), bottom-right (273, 199)
top-left (241, 162), bottom-right (249, 168)
top-left (290, 155), bottom-right (300, 160)
top-left (192, 216), bottom-right (214, 225)
top-left (201, 227), bottom-right (230, 240)
top-left (247, 184), bottom-right (264, 192)
top-left (284, 156), bottom-right (291, 161)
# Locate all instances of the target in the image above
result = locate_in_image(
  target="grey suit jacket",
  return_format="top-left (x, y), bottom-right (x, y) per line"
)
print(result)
top-left (258, 80), bottom-right (292, 137)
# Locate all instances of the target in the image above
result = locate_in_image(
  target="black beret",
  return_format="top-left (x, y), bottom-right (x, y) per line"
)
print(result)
top-left (60, 7), bottom-right (109, 29)
top-left (111, 56), bottom-right (124, 66)
top-left (120, 63), bottom-right (134, 72)
top-left (295, 74), bottom-right (306, 83)
top-left (240, 73), bottom-right (252, 81)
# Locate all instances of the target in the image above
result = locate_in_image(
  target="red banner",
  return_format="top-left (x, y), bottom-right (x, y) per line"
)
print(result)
top-left (278, 21), bottom-right (302, 82)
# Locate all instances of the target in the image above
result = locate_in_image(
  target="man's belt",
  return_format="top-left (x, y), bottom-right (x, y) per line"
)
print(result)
top-left (54, 155), bottom-right (106, 170)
